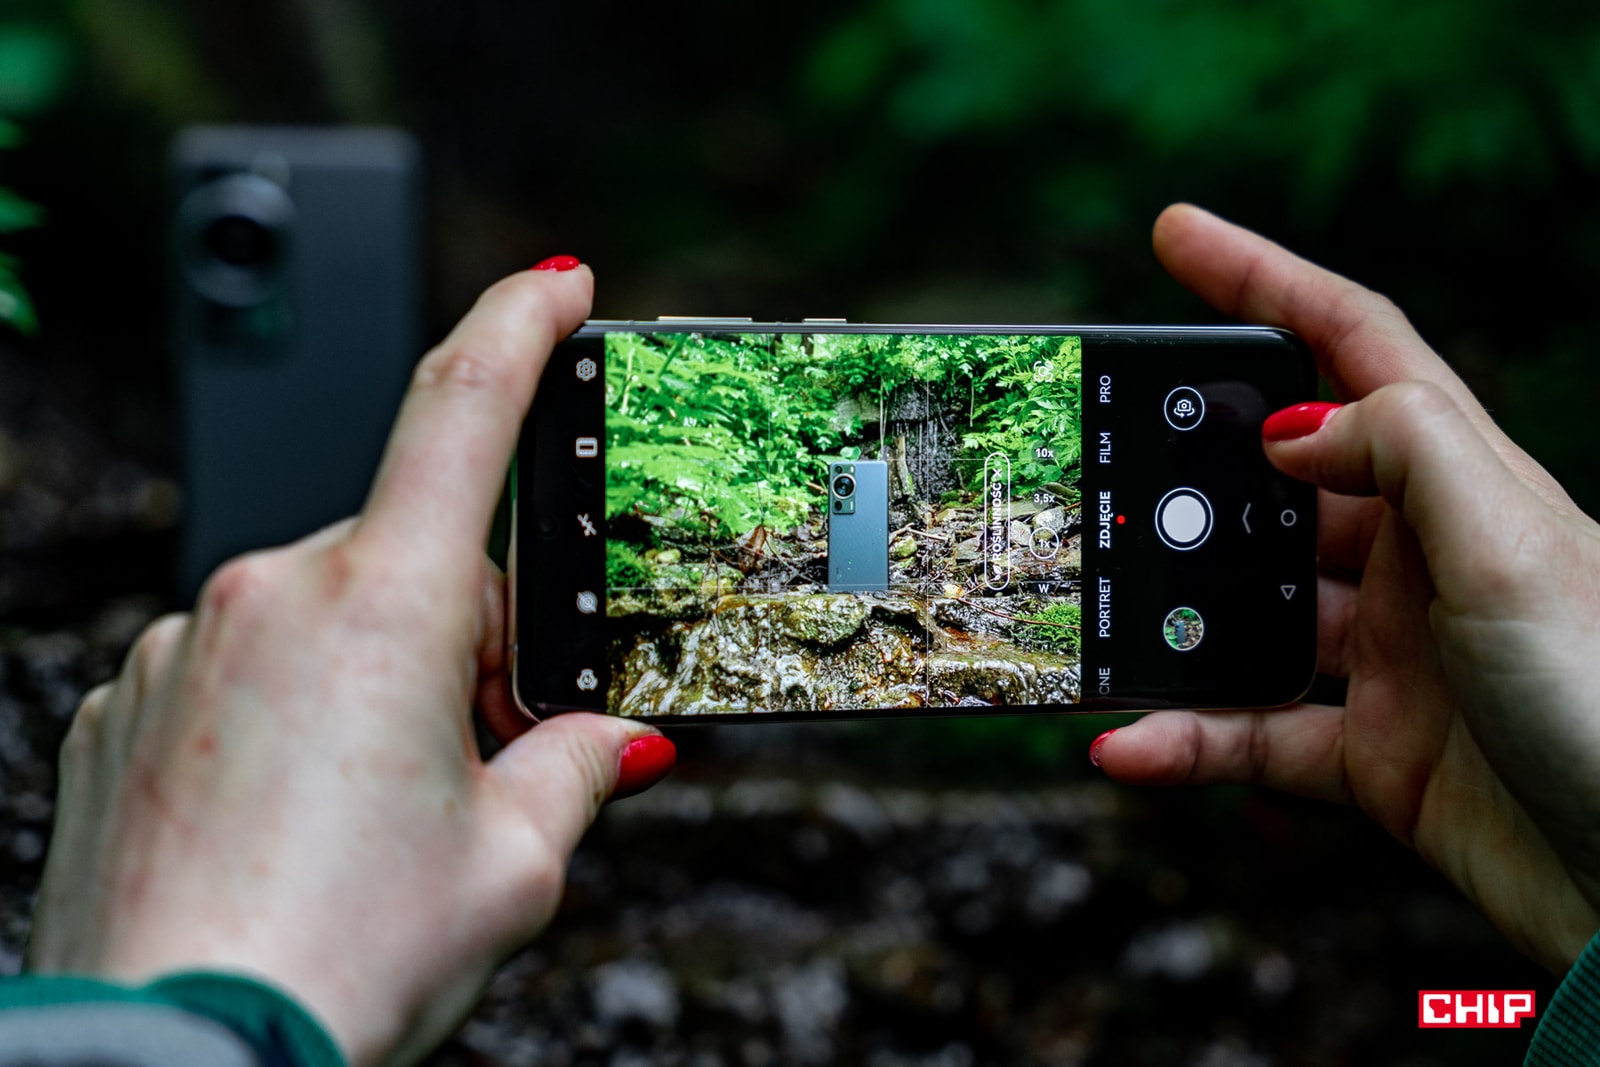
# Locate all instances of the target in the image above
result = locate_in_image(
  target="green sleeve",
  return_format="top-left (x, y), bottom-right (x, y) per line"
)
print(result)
top-left (0, 970), bottom-right (346, 1067)
top-left (1526, 930), bottom-right (1600, 1065)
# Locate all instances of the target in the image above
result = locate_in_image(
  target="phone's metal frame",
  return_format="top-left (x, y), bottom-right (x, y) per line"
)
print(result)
top-left (509, 319), bottom-right (1313, 725)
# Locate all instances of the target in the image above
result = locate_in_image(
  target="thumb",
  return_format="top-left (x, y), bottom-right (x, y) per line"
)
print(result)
top-left (1262, 383), bottom-right (1546, 606)
top-left (488, 714), bottom-right (676, 862)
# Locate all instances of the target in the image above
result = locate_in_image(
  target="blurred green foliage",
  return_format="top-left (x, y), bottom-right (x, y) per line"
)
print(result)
top-left (798, 0), bottom-right (1600, 228)
top-left (604, 332), bottom-right (1081, 544)
top-left (0, 18), bottom-right (69, 333)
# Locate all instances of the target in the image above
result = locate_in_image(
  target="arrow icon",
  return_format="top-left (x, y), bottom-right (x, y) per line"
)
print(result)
top-left (1242, 503), bottom-right (1252, 533)
top-left (1280, 584), bottom-right (1296, 600)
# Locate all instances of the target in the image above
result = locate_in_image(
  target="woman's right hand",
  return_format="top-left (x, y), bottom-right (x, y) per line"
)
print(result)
top-left (1094, 204), bottom-right (1600, 974)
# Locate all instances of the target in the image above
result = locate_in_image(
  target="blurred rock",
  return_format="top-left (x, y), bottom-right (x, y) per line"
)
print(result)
top-left (0, 698), bottom-right (32, 770)
top-left (1190, 1038), bottom-right (1272, 1067)
top-left (816, 782), bottom-right (890, 842)
top-left (701, 976), bottom-right (767, 1025)
top-left (1122, 921), bottom-right (1215, 982)
top-left (1250, 951), bottom-right (1296, 1001)
top-left (18, 631), bottom-right (89, 720)
top-left (867, 1044), bottom-right (975, 1067)
top-left (1025, 860), bottom-right (1092, 923)
top-left (772, 960), bottom-right (847, 1065)
top-left (9, 830), bottom-right (43, 865)
top-left (590, 959), bottom-right (681, 1029)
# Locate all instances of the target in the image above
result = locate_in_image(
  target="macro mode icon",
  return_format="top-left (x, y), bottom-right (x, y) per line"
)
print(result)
top-left (1417, 990), bottom-right (1537, 1029)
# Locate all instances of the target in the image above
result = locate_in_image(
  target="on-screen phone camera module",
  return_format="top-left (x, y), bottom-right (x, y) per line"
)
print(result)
top-left (832, 473), bottom-right (856, 499)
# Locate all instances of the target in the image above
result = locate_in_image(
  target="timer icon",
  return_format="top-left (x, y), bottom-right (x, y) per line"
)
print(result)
top-left (575, 357), bottom-right (598, 382)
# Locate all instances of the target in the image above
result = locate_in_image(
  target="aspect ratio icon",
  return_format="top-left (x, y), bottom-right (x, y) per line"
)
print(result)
top-left (1163, 386), bottom-right (1205, 431)
top-left (1155, 488), bottom-right (1213, 551)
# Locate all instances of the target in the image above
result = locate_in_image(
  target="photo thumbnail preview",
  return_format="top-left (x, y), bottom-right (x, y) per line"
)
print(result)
top-left (599, 332), bottom-right (1084, 716)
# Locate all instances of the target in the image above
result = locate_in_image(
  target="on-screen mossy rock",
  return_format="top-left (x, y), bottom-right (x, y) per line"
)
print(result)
top-left (609, 592), bottom-right (1081, 716)
top-left (771, 594), bottom-right (873, 646)
top-left (927, 651), bottom-right (1081, 706)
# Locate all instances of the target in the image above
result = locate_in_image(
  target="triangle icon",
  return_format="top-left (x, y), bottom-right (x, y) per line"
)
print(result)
top-left (1280, 584), bottom-right (1296, 600)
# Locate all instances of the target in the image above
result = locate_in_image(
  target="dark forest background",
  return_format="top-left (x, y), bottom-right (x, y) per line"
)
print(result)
top-left (2, 2), bottom-right (1598, 1064)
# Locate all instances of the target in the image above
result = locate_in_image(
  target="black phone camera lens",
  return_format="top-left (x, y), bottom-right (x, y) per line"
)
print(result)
top-left (832, 473), bottom-right (855, 499)
top-left (177, 172), bottom-right (295, 309)
top-left (204, 214), bottom-right (280, 270)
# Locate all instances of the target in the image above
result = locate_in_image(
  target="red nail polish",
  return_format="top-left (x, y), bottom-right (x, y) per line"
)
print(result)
top-left (1262, 401), bottom-right (1341, 442)
top-left (532, 254), bottom-right (582, 272)
top-left (1089, 729), bottom-right (1116, 768)
top-left (613, 735), bottom-right (676, 800)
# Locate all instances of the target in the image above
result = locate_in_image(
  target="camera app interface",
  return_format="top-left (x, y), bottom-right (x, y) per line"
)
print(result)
top-left (524, 326), bottom-right (1317, 718)
top-left (596, 332), bottom-right (1084, 716)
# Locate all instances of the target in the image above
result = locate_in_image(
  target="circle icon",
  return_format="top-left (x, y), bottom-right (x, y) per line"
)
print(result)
top-left (1155, 488), bottom-right (1214, 551)
top-left (575, 357), bottom-right (598, 382)
top-left (1162, 607), bottom-right (1204, 652)
top-left (1279, 508), bottom-right (1298, 527)
top-left (1163, 386), bottom-right (1205, 431)
top-left (1029, 527), bottom-right (1060, 560)
top-left (576, 591), bottom-right (598, 614)
top-left (576, 668), bottom-right (599, 691)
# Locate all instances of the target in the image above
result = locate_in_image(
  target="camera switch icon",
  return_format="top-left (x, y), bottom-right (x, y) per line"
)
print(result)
top-left (1163, 386), bottom-right (1205, 431)
top-left (575, 436), bottom-right (598, 458)
top-left (576, 591), bottom-right (598, 614)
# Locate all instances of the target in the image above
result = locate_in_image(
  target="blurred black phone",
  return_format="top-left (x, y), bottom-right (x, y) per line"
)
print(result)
top-left (170, 126), bottom-right (422, 597)
top-left (512, 321), bottom-right (1316, 722)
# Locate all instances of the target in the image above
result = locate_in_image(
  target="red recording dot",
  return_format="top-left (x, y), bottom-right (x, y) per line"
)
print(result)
top-left (1116, 515), bottom-right (1126, 524)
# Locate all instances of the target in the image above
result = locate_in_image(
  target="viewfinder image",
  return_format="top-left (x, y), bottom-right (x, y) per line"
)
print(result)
top-left (601, 332), bottom-right (1083, 716)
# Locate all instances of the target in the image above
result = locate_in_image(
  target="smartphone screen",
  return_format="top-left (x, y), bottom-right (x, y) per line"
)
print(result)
top-left (514, 323), bottom-right (1316, 721)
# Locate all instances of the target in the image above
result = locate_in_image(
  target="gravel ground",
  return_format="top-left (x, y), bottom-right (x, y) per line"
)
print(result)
top-left (0, 341), bottom-right (1558, 1065)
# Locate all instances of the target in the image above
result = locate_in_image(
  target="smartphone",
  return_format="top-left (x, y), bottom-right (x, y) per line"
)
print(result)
top-left (170, 126), bottom-right (423, 597)
top-left (512, 321), bottom-right (1317, 722)
top-left (828, 460), bottom-right (889, 592)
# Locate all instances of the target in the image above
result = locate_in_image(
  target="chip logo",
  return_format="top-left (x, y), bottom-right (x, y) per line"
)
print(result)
top-left (1418, 991), bottom-right (1536, 1028)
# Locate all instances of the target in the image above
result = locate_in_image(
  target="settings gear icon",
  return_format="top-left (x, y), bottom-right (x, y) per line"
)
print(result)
top-left (575, 357), bottom-right (598, 382)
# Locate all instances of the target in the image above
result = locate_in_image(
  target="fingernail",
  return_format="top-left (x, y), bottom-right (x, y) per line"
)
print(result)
top-left (1262, 401), bottom-right (1342, 442)
top-left (532, 254), bottom-right (582, 272)
top-left (612, 734), bottom-right (676, 800)
top-left (1089, 729), bottom-right (1116, 768)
